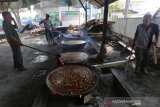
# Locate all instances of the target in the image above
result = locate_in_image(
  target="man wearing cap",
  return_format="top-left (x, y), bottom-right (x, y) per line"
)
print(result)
top-left (133, 14), bottom-right (159, 74)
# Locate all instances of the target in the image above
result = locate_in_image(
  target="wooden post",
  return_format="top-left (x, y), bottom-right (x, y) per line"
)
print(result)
top-left (152, 8), bottom-right (159, 64)
top-left (97, 0), bottom-right (109, 60)
top-left (152, 43), bottom-right (157, 64)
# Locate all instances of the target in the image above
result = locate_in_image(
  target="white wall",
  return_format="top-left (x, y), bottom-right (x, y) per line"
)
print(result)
top-left (112, 17), bottom-right (160, 47)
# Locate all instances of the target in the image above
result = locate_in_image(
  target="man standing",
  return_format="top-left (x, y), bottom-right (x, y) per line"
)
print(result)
top-left (133, 14), bottom-right (159, 74)
top-left (39, 14), bottom-right (55, 45)
top-left (2, 11), bottom-right (27, 71)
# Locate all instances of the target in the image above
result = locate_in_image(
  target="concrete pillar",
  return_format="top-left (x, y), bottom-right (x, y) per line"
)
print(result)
top-left (124, 0), bottom-right (130, 18)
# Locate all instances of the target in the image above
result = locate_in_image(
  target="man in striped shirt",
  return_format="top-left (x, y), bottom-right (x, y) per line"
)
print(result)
top-left (133, 14), bottom-right (159, 74)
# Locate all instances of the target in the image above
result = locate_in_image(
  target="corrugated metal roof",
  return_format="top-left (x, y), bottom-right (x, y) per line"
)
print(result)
top-left (0, 0), bottom-right (117, 11)
top-left (22, 0), bottom-right (40, 8)
top-left (41, 0), bottom-right (86, 8)
top-left (0, 0), bottom-right (39, 11)
top-left (0, 0), bottom-right (18, 2)
top-left (41, 0), bottom-right (117, 8)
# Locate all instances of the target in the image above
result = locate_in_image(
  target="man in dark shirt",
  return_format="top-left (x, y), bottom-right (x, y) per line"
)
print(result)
top-left (133, 14), bottom-right (159, 74)
top-left (2, 11), bottom-right (27, 71)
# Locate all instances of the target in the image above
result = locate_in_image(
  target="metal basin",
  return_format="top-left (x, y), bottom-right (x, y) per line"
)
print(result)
top-left (61, 40), bottom-right (87, 50)
top-left (46, 64), bottom-right (99, 96)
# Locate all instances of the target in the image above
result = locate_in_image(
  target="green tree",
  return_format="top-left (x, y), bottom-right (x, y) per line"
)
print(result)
top-left (108, 2), bottom-right (123, 18)
top-left (109, 2), bottom-right (123, 12)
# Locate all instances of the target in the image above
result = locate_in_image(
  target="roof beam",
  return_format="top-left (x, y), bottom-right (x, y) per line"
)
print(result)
top-left (93, 0), bottom-right (103, 6)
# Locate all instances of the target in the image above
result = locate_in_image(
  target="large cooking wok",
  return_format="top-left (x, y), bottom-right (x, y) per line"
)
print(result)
top-left (62, 40), bottom-right (87, 50)
top-left (46, 64), bottom-right (99, 96)
top-left (60, 52), bottom-right (88, 64)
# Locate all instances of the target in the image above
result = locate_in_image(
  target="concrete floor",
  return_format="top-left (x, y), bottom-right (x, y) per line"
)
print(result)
top-left (0, 33), bottom-right (61, 107)
top-left (1, 33), bottom-right (159, 107)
